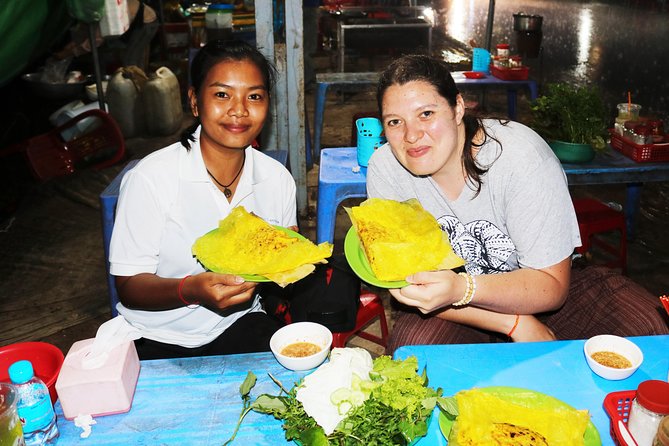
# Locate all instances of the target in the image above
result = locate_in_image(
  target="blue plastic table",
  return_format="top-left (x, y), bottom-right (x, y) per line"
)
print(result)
top-left (394, 335), bottom-right (669, 446)
top-left (53, 336), bottom-right (669, 444)
top-left (316, 147), bottom-right (669, 244)
top-left (312, 71), bottom-right (538, 163)
top-left (54, 352), bottom-right (305, 445)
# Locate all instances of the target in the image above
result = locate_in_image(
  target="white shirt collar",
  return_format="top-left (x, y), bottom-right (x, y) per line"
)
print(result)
top-left (180, 126), bottom-right (266, 186)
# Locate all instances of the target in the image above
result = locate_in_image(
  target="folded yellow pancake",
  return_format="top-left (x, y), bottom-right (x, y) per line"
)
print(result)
top-left (346, 198), bottom-right (464, 281)
top-left (192, 206), bottom-right (333, 286)
top-left (450, 389), bottom-right (590, 446)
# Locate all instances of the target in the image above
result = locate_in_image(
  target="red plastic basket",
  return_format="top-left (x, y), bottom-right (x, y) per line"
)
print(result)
top-left (610, 130), bottom-right (669, 163)
top-left (490, 65), bottom-right (530, 80)
top-left (603, 390), bottom-right (636, 446)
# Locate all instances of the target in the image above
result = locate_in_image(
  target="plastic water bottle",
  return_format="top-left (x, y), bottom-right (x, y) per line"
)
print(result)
top-left (8, 360), bottom-right (59, 445)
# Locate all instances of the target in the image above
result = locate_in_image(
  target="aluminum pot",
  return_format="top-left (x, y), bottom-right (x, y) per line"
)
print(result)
top-left (513, 13), bottom-right (543, 32)
top-left (21, 73), bottom-right (91, 100)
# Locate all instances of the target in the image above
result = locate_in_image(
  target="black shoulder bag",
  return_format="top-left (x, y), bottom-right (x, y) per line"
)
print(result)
top-left (260, 255), bottom-right (361, 332)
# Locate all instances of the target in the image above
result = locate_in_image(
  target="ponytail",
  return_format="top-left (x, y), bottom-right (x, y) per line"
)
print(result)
top-left (180, 118), bottom-right (200, 150)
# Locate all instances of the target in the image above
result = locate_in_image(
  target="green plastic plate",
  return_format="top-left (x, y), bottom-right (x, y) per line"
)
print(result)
top-left (438, 386), bottom-right (601, 445)
top-left (343, 226), bottom-right (409, 288)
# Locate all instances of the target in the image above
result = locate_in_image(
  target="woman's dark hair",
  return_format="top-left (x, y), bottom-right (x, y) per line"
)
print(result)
top-left (181, 39), bottom-right (277, 149)
top-left (376, 54), bottom-right (500, 195)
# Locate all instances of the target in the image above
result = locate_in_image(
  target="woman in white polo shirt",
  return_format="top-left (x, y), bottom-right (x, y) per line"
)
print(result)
top-left (109, 40), bottom-right (296, 359)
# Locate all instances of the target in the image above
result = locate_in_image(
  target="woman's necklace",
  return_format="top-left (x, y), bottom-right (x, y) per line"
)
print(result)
top-left (206, 153), bottom-right (246, 198)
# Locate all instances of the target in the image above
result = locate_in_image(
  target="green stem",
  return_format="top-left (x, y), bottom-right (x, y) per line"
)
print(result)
top-left (223, 405), bottom-right (252, 445)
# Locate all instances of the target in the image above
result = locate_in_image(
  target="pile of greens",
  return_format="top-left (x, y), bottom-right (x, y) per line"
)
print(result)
top-left (225, 355), bottom-right (450, 445)
top-left (529, 82), bottom-right (608, 150)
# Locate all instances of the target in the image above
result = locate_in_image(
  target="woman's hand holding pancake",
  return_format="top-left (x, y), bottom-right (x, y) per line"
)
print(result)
top-left (182, 272), bottom-right (258, 311)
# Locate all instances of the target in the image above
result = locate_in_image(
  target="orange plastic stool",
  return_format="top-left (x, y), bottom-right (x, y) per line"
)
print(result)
top-left (332, 292), bottom-right (389, 349)
top-left (573, 198), bottom-right (627, 273)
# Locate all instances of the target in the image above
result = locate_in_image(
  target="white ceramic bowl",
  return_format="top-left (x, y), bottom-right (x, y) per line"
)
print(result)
top-left (583, 335), bottom-right (643, 380)
top-left (270, 322), bottom-right (332, 371)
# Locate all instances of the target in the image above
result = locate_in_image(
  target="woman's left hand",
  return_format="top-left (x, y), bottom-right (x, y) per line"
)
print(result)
top-left (389, 269), bottom-right (463, 313)
top-left (190, 272), bottom-right (258, 311)
top-left (509, 315), bottom-right (557, 342)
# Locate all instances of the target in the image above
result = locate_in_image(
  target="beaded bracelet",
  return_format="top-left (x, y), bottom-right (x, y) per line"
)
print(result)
top-left (178, 275), bottom-right (200, 308)
top-left (453, 272), bottom-right (476, 306)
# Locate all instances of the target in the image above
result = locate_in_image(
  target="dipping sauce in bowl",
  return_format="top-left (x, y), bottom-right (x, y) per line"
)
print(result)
top-left (590, 351), bottom-right (632, 369)
top-left (270, 322), bottom-right (332, 371)
top-left (281, 342), bottom-right (321, 358)
top-left (584, 335), bottom-right (643, 380)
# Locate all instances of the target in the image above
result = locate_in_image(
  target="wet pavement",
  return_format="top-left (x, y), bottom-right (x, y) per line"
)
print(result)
top-left (433, 0), bottom-right (669, 119)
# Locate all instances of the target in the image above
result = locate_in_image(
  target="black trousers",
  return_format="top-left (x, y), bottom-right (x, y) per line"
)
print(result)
top-left (134, 311), bottom-right (283, 360)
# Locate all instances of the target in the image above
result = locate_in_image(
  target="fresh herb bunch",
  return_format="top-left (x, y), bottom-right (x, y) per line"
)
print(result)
top-left (530, 82), bottom-right (608, 151)
top-left (225, 356), bottom-right (450, 445)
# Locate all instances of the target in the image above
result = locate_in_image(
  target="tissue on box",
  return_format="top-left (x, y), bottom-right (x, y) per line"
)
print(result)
top-left (56, 338), bottom-right (140, 420)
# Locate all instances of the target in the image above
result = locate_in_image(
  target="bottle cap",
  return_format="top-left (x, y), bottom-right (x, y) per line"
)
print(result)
top-left (496, 43), bottom-right (510, 49)
top-left (636, 380), bottom-right (669, 414)
top-left (8, 360), bottom-right (35, 385)
top-left (207, 3), bottom-right (234, 10)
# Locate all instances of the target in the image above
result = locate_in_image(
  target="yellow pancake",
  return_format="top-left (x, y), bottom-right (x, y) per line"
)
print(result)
top-left (346, 198), bottom-right (464, 281)
top-left (451, 388), bottom-right (590, 446)
top-left (192, 206), bottom-right (333, 286)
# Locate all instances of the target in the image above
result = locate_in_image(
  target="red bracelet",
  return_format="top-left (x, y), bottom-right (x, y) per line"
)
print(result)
top-left (177, 275), bottom-right (199, 307)
top-left (507, 314), bottom-right (520, 338)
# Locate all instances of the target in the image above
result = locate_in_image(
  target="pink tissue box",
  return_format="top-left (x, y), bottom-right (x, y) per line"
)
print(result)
top-left (55, 338), bottom-right (140, 420)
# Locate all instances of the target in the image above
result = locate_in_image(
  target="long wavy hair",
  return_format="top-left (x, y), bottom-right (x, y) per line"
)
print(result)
top-left (180, 39), bottom-right (277, 150)
top-left (377, 54), bottom-right (503, 195)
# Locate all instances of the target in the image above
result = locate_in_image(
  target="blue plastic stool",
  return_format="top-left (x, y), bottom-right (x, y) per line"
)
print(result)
top-left (100, 159), bottom-right (140, 317)
top-left (316, 148), bottom-right (368, 244)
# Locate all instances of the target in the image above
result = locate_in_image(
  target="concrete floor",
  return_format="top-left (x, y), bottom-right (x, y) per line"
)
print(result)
top-left (2, 50), bottom-right (668, 360)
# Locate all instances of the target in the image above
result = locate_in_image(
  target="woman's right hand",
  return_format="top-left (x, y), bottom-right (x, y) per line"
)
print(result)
top-left (181, 272), bottom-right (258, 311)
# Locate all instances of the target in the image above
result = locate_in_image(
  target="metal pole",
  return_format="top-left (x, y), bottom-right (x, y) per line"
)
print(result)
top-left (89, 22), bottom-right (106, 110)
top-left (484, 0), bottom-right (495, 51)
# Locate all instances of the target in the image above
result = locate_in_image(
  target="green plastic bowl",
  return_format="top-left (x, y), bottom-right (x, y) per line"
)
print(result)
top-left (549, 140), bottom-right (596, 163)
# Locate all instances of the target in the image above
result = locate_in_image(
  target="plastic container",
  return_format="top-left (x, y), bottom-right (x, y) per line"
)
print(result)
top-left (628, 380), bottom-right (669, 446)
top-left (472, 48), bottom-right (491, 74)
top-left (490, 65), bottom-right (529, 80)
top-left (496, 43), bottom-right (510, 60)
top-left (617, 103), bottom-right (642, 121)
top-left (8, 360), bottom-right (59, 445)
top-left (0, 383), bottom-right (25, 445)
top-left (143, 66), bottom-right (184, 136)
top-left (609, 129), bottom-right (669, 163)
top-left (107, 67), bottom-right (148, 138)
top-left (99, 0), bottom-right (130, 37)
top-left (187, 5), bottom-right (208, 47)
top-left (648, 119), bottom-right (665, 143)
top-left (0, 342), bottom-right (64, 406)
top-left (356, 117), bottom-right (386, 167)
top-left (604, 390), bottom-right (635, 446)
top-left (655, 415), bottom-right (669, 446)
top-left (206, 3), bottom-right (234, 42)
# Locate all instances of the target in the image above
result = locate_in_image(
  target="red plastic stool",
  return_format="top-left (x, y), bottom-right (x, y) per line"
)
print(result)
top-left (573, 198), bottom-right (627, 273)
top-left (332, 292), bottom-right (389, 349)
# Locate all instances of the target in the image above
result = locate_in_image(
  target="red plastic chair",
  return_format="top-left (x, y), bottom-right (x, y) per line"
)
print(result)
top-left (331, 292), bottom-right (389, 349)
top-left (573, 198), bottom-right (627, 274)
top-left (14, 109), bottom-right (126, 182)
